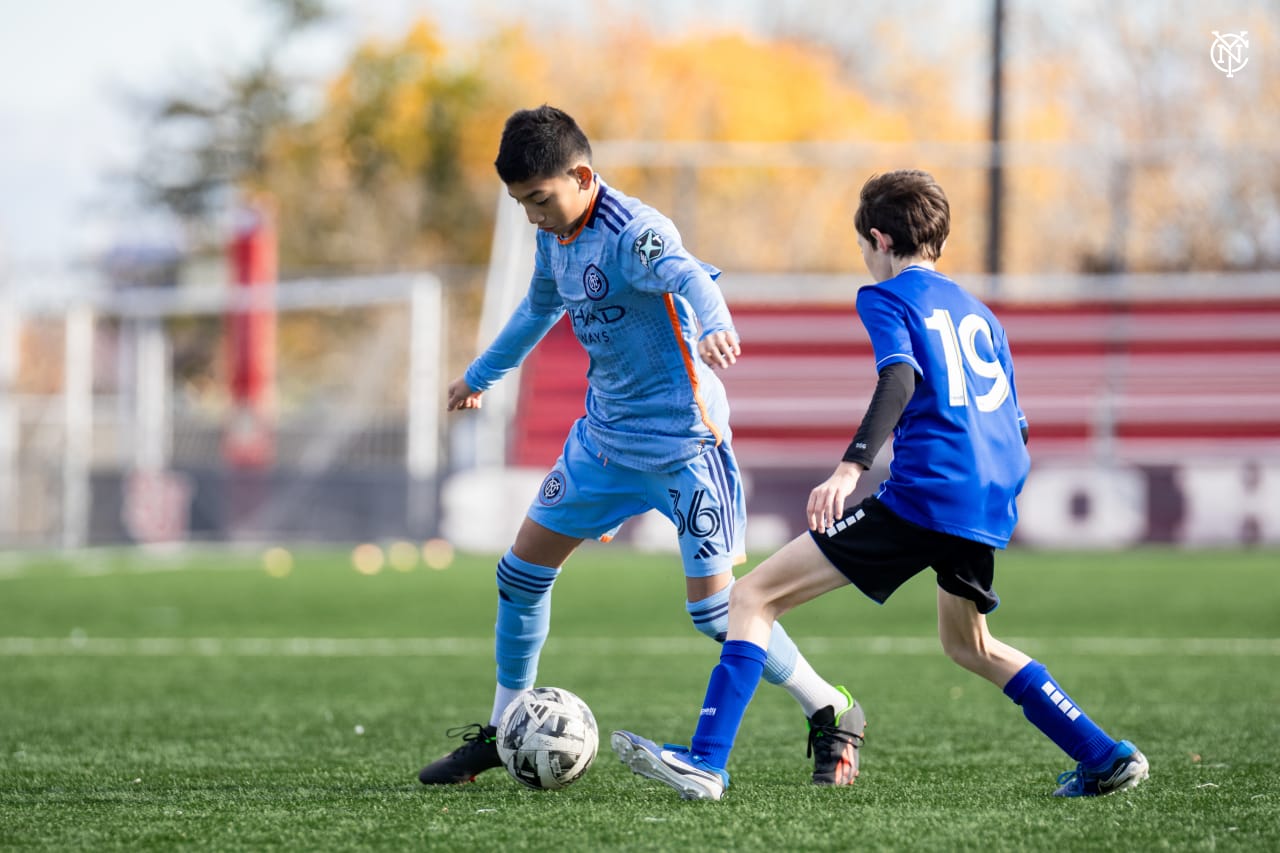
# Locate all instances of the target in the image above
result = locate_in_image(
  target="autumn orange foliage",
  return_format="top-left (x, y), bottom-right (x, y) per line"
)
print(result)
top-left (256, 18), bottom-right (994, 277)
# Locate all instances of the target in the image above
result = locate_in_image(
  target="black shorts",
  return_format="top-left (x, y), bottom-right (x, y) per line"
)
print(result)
top-left (808, 496), bottom-right (1000, 614)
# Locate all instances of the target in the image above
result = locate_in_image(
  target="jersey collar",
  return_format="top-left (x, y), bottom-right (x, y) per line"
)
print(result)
top-left (557, 178), bottom-right (601, 246)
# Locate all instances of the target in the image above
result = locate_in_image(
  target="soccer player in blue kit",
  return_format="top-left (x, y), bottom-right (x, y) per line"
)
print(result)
top-left (613, 169), bottom-right (1149, 800)
top-left (417, 105), bottom-right (863, 786)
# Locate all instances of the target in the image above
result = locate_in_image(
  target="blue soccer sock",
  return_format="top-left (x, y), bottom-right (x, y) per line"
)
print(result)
top-left (1003, 660), bottom-right (1117, 767)
top-left (493, 549), bottom-right (559, 703)
top-left (689, 640), bottom-right (768, 770)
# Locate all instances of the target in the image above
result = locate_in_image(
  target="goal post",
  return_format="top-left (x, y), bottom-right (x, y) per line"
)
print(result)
top-left (1, 273), bottom-right (447, 549)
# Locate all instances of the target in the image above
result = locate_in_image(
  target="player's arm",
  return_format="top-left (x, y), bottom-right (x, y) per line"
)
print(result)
top-left (697, 328), bottom-right (740, 370)
top-left (450, 272), bottom-right (564, 411)
top-left (628, 222), bottom-right (739, 369)
top-left (807, 362), bottom-right (916, 531)
top-left (677, 274), bottom-right (739, 369)
top-left (447, 376), bottom-right (484, 411)
top-left (679, 269), bottom-right (738, 368)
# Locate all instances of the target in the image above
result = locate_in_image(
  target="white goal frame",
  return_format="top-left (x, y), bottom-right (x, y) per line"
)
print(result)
top-left (0, 273), bottom-right (445, 549)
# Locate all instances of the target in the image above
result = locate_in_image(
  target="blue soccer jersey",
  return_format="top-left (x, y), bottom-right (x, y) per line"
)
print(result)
top-left (465, 176), bottom-right (736, 472)
top-left (856, 266), bottom-right (1030, 547)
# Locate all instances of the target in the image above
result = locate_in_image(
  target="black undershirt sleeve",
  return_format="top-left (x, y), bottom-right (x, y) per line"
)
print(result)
top-left (841, 362), bottom-right (916, 469)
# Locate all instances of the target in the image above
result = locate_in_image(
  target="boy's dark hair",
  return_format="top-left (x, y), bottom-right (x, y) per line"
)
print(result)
top-left (494, 105), bottom-right (592, 185)
top-left (854, 170), bottom-right (950, 261)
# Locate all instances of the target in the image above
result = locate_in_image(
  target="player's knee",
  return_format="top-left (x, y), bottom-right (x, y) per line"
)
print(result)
top-left (939, 631), bottom-right (989, 674)
top-left (728, 574), bottom-right (778, 624)
top-left (941, 640), bottom-right (977, 672)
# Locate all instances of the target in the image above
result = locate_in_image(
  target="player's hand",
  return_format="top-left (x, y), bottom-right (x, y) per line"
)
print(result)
top-left (698, 330), bottom-right (740, 370)
top-left (807, 461), bottom-right (864, 532)
top-left (447, 377), bottom-right (484, 411)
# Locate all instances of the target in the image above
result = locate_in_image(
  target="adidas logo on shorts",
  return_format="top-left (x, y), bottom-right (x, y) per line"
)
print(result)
top-left (825, 508), bottom-right (866, 537)
top-left (693, 541), bottom-right (720, 559)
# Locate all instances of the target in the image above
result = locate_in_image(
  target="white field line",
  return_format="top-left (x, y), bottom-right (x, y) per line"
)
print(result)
top-left (0, 547), bottom-right (276, 579)
top-left (0, 636), bottom-right (1276, 657)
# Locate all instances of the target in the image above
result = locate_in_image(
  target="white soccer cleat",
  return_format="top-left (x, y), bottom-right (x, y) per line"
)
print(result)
top-left (611, 730), bottom-right (728, 801)
top-left (1053, 740), bottom-right (1150, 797)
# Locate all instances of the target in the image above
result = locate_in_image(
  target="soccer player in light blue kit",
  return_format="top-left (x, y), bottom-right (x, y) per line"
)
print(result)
top-left (418, 105), bottom-right (863, 786)
top-left (613, 169), bottom-right (1150, 799)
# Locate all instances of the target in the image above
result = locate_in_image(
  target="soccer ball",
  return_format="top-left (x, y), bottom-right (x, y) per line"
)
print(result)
top-left (496, 686), bottom-right (598, 790)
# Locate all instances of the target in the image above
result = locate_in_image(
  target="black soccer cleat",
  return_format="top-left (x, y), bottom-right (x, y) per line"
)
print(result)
top-left (418, 723), bottom-right (502, 784)
top-left (807, 686), bottom-right (866, 786)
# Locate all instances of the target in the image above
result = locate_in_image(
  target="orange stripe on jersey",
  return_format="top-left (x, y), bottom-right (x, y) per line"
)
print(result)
top-left (664, 294), bottom-right (722, 446)
top-left (558, 182), bottom-right (600, 246)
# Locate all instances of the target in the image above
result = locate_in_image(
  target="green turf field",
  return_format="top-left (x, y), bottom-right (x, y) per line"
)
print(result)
top-left (1, 545), bottom-right (1277, 851)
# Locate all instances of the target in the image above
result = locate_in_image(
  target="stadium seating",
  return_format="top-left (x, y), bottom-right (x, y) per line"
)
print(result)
top-left (510, 300), bottom-right (1280, 469)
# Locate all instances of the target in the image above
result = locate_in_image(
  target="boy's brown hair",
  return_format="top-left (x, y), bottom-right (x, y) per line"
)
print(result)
top-left (854, 170), bottom-right (950, 261)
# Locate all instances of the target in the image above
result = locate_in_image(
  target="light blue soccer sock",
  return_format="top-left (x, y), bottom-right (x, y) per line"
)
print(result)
top-left (687, 584), bottom-right (841, 715)
top-left (492, 549), bottom-right (560, 720)
top-left (689, 640), bottom-right (768, 770)
top-left (1003, 660), bottom-right (1116, 767)
top-left (686, 587), bottom-right (732, 643)
top-left (686, 583), bottom-right (799, 684)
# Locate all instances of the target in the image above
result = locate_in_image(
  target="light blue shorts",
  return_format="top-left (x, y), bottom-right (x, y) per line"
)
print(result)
top-left (527, 418), bottom-right (746, 578)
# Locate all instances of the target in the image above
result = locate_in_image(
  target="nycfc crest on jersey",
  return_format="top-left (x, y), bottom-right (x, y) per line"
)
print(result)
top-left (583, 263), bottom-right (609, 300)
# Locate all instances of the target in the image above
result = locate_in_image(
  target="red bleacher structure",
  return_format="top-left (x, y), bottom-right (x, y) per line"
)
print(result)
top-left (510, 299), bottom-right (1280, 471)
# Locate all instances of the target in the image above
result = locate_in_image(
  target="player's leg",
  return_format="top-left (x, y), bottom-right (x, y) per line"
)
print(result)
top-left (689, 534), bottom-right (854, 771)
top-left (618, 494), bottom-right (924, 795)
top-left (420, 421), bottom-right (633, 785)
top-left (676, 446), bottom-right (849, 713)
top-left (490, 518), bottom-right (582, 723)
top-left (672, 446), bottom-right (858, 779)
top-left (935, 584), bottom-right (1148, 797)
top-left (614, 533), bottom-right (850, 798)
top-left (932, 570), bottom-right (1030, 688)
top-left (487, 422), bottom-right (643, 719)
top-left (685, 571), bottom-right (848, 721)
top-left (417, 516), bottom-right (580, 785)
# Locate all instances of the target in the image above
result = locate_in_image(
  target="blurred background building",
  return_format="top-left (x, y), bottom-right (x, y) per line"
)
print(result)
top-left (1, 0), bottom-right (1276, 551)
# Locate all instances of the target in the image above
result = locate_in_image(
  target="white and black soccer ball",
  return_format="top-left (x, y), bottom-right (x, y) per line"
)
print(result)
top-left (496, 686), bottom-right (598, 790)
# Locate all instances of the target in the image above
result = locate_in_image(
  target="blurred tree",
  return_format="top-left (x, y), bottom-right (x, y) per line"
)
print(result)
top-left (131, 5), bottom-right (980, 277)
top-left (261, 21), bottom-right (491, 273)
top-left (134, 1), bottom-right (1279, 280)
top-left (1002, 0), bottom-right (1280, 274)
top-left (133, 0), bottom-right (328, 242)
top-left (734, 0), bottom-right (1280, 275)
top-left (258, 21), bottom-right (950, 274)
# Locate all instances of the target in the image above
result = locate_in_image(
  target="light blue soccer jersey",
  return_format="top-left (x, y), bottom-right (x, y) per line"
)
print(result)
top-left (465, 176), bottom-right (736, 472)
top-left (856, 266), bottom-right (1030, 547)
